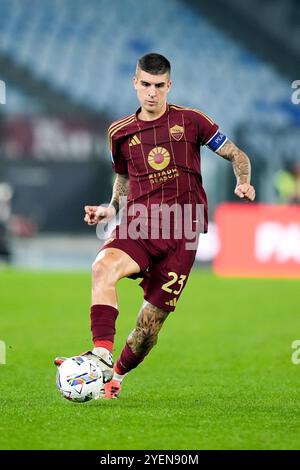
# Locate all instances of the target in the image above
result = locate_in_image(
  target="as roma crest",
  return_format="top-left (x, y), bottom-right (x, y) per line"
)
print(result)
top-left (170, 124), bottom-right (184, 141)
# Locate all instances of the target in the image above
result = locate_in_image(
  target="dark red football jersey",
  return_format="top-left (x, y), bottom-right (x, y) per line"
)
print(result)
top-left (108, 104), bottom-right (219, 233)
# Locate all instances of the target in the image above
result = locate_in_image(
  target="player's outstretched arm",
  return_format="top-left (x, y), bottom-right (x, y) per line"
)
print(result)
top-left (109, 173), bottom-right (130, 214)
top-left (84, 173), bottom-right (129, 225)
top-left (215, 140), bottom-right (256, 201)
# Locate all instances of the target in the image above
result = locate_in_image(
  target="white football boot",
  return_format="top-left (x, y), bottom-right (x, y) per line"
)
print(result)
top-left (54, 348), bottom-right (114, 385)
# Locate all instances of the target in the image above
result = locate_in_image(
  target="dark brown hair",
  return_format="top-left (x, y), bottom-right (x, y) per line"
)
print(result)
top-left (137, 53), bottom-right (171, 76)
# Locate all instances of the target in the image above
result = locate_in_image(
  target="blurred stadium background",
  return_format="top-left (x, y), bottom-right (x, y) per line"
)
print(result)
top-left (0, 0), bottom-right (299, 273)
top-left (1, 0), bottom-right (300, 453)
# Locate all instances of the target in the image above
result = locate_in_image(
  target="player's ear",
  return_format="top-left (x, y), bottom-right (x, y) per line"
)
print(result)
top-left (133, 75), bottom-right (138, 90)
top-left (166, 79), bottom-right (172, 93)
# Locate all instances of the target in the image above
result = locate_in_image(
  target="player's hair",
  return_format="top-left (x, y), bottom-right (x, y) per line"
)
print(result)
top-left (136, 53), bottom-right (171, 77)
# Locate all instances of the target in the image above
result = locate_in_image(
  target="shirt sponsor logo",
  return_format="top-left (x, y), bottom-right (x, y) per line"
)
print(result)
top-left (170, 124), bottom-right (184, 141)
top-left (148, 146), bottom-right (171, 170)
top-left (148, 167), bottom-right (179, 184)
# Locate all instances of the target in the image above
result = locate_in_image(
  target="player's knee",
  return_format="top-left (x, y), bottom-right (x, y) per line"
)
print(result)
top-left (92, 257), bottom-right (120, 287)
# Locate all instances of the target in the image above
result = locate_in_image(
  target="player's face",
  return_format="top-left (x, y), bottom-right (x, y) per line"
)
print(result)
top-left (133, 70), bottom-right (172, 115)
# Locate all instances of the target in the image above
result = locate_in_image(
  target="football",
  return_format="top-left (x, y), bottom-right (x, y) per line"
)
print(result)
top-left (56, 356), bottom-right (103, 403)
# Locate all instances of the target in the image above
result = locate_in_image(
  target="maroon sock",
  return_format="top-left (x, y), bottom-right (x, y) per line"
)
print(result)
top-left (115, 342), bottom-right (146, 375)
top-left (90, 304), bottom-right (119, 345)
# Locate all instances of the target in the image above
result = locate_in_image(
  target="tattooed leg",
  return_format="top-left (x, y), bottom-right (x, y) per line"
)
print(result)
top-left (127, 302), bottom-right (170, 356)
top-left (115, 302), bottom-right (170, 375)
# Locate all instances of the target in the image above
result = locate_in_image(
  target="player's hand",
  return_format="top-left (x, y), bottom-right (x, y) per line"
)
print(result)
top-left (234, 183), bottom-right (256, 201)
top-left (84, 205), bottom-right (116, 225)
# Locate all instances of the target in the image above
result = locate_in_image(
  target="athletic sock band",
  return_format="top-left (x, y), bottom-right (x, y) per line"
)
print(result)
top-left (115, 342), bottom-right (146, 375)
top-left (94, 340), bottom-right (114, 351)
top-left (90, 304), bottom-right (119, 345)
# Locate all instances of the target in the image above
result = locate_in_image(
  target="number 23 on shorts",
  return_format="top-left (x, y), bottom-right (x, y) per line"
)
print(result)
top-left (161, 272), bottom-right (187, 296)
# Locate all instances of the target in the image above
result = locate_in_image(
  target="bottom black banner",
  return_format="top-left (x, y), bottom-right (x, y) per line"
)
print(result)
top-left (0, 450), bottom-right (300, 466)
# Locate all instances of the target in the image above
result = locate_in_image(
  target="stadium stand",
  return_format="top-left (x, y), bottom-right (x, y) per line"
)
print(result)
top-left (3, 84), bottom-right (43, 114)
top-left (0, 0), bottom-right (294, 136)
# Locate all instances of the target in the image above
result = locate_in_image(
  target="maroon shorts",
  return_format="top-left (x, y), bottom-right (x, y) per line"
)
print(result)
top-left (99, 219), bottom-right (199, 312)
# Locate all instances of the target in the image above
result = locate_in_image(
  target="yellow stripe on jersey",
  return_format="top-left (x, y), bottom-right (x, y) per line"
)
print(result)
top-left (108, 116), bottom-right (136, 148)
top-left (108, 114), bottom-right (135, 136)
top-left (169, 104), bottom-right (214, 125)
top-left (109, 116), bottom-right (136, 139)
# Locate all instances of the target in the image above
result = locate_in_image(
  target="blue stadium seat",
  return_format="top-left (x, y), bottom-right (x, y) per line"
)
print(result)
top-left (0, 0), bottom-right (293, 134)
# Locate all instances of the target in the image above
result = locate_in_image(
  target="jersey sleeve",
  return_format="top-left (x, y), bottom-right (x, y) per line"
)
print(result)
top-left (109, 133), bottom-right (128, 175)
top-left (191, 109), bottom-right (219, 146)
top-left (191, 109), bottom-right (228, 151)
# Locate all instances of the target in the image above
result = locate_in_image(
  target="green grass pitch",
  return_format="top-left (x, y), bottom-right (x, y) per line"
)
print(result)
top-left (0, 268), bottom-right (300, 450)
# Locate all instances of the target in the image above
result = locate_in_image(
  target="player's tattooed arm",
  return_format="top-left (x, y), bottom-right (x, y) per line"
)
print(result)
top-left (216, 140), bottom-right (256, 201)
top-left (109, 173), bottom-right (129, 214)
top-left (84, 173), bottom-right (129, 225)
top-left (127, 302), bottom-right (170, 357)
top-left (216, 140), bottom-right (251, 184)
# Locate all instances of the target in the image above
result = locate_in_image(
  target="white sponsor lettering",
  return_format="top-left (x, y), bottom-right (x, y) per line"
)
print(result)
top-left (255, 222), bottom-right (300, 263)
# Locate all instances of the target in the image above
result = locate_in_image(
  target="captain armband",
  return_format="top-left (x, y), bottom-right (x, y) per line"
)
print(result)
top-left (206, 131), bottom-right (227, 151)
